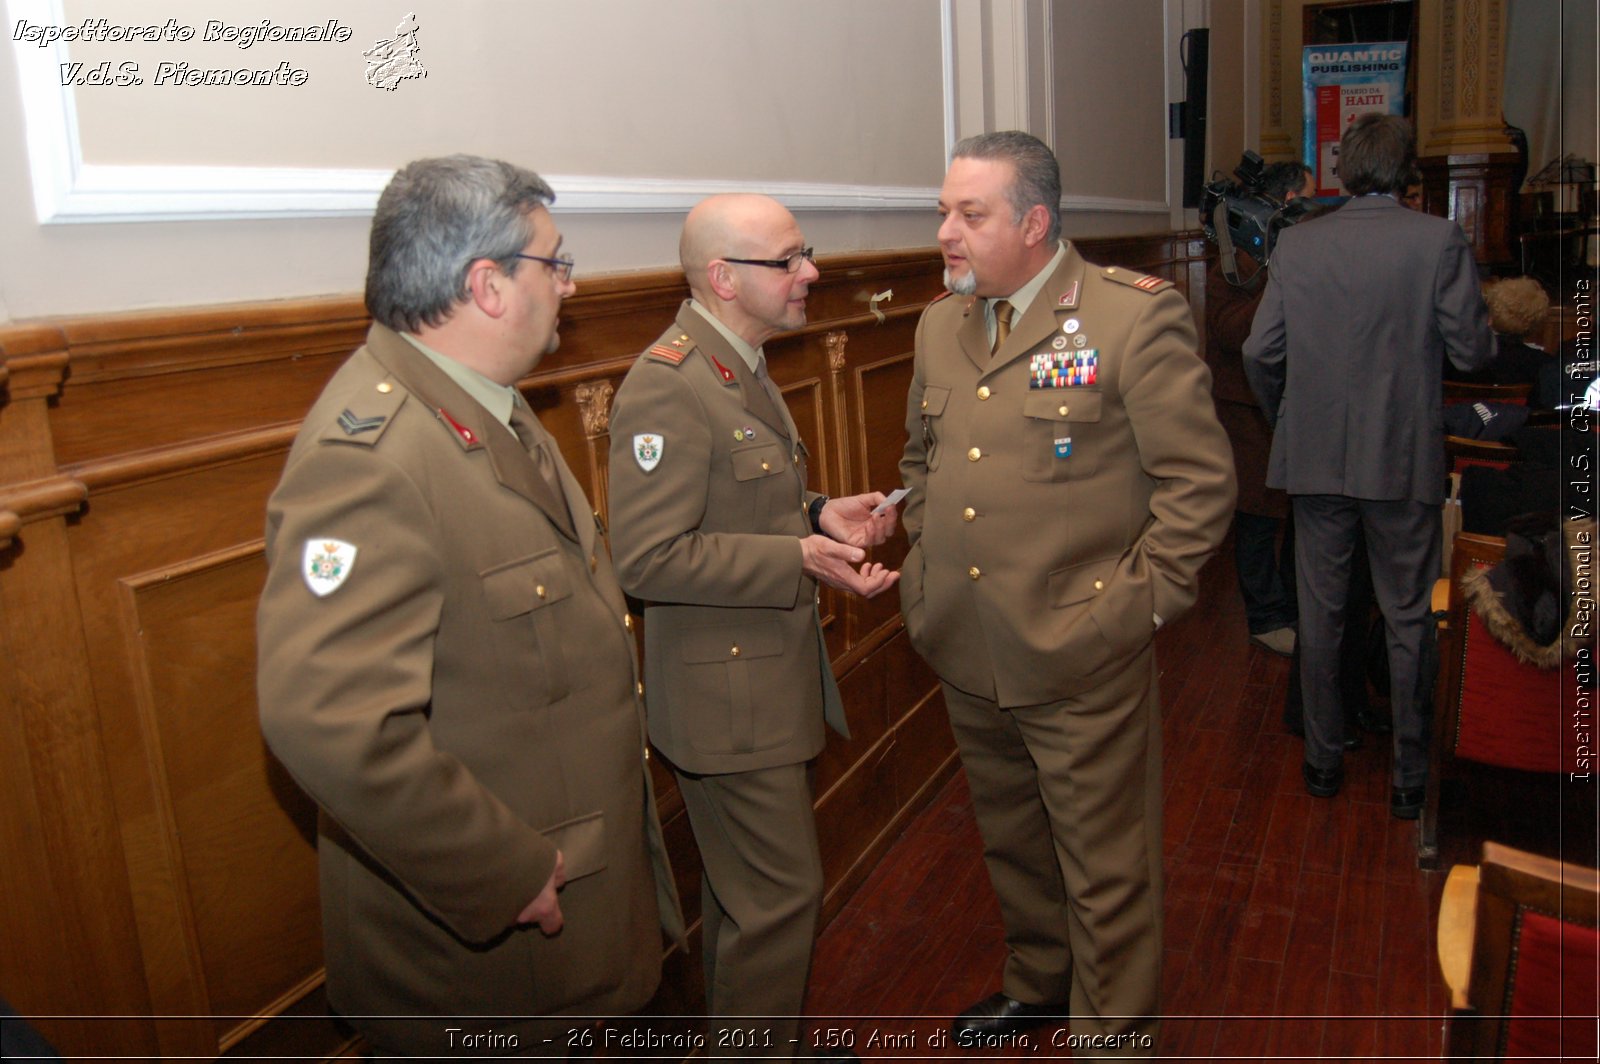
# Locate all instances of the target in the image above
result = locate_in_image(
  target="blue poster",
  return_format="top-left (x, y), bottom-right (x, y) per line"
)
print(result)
top-left (1302, 42), bottom-right (1408, 196)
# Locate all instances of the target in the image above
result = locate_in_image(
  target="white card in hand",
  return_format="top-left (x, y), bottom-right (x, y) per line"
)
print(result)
top-left (871, 488), bottom-right (910, 515)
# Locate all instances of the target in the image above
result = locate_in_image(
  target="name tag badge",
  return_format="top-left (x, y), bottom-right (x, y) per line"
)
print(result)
top-left (1054, 436), bottom-right (1073, 459)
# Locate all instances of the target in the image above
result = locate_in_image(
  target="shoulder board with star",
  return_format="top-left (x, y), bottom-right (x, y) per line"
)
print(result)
top-left (1101, 267), bottom-right (1174, 294)
top-left (319, 379), bottom-right (406, 448)
top-left (645, 332), bottom-right (697, 366)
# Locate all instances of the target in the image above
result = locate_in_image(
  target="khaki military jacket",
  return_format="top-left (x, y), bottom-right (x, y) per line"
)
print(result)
top-left (899, 245), bottom-right (1236, 707)
top-left (257, 324), bottom-right (680, 1054)
top-left (608, 302), bottom-right (847, 776)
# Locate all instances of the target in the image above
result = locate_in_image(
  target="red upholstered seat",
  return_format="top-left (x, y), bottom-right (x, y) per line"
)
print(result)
top-left (1503, 910), bottom-right (1600, 1059)
top-left (1451, 607), bottom-right (1582, 774)
top-left (1437, 843), bottom-right (1600, 1060)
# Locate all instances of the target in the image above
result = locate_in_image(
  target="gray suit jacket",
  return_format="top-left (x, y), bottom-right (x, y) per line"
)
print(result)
top-left (1242, 195), bottom-right (1494, 504)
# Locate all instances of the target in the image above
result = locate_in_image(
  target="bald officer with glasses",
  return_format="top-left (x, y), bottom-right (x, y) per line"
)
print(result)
top-left (608, 194), bottom-right (896, 1056)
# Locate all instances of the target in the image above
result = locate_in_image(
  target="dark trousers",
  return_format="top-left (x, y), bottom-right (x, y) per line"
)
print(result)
top-left (1234, 510), bottom-right (1297, 633)
top-left (1293, 495), bottom-right (1439, 788)
top-left (1283, 522), bottom-right (1374, 733)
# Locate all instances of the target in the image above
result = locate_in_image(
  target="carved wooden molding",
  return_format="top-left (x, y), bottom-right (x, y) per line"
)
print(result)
top-left (575, 381), bottom-right (614, 440)
top-left (66, 424), bottom-right (300, 495)
top-left (0, 475), bottom-right (88, 531)
top-left (825, 331), bottom-right (849, 372)
top-left (0, 350), bottom-right (69, 402)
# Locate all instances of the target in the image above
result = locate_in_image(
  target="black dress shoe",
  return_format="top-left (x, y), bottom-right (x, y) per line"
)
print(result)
top-left (951, 992), bottom-right (1066, 1043)
top-left (1391, 786), bottom-right (1424, 819)
top-left (1302, 761), bottom-right (1343, 798)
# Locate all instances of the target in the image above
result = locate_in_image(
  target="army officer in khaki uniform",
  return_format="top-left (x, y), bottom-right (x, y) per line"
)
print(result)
top-left (258, 156), bottom-right (681, 1056)
top-left (608, 194), bottom-right (896, 1057)
top-left (900, 133), bottom-right (1234, 1056)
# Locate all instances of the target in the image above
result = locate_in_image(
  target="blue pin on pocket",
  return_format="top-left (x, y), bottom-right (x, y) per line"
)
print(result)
top-left (1054, 436), bottom-right (1073, 459)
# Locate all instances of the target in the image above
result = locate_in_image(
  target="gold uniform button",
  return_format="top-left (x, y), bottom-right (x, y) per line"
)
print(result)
top-left (921, 398), bottom-right (929, 410)
top-left (969, 566), bottom-right (982, 580)
top-left (761, 461), bottom-right (771, 472)
top-left (1093, 580), bottom-right (1105, 591)
top-left (624, 615), bottom-right (634, 631)
top-left (589, 553), bottom-right (598, 572)
top-left (535, 584), bottom-right (548, 599)
top-left (967, 447), bottom-right (981, 462)
top-left (376, 381), bottom-right (393, 394)
top-left (1058, 404), bottom-right (1069, 416)
top-left (962, 507), bottom-right (976, 522)
top-left (730, 645), bottom-right (741, 658)
top-left (977, 386), bottom-right (991, 400)
top-left (636, 682), bottom-right (644, 696)
top-left (644, 747), bottom-right (651, 761)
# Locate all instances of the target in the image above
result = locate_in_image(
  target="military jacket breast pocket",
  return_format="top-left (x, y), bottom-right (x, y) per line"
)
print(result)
top-left (480, 548), bottom-right (574, 706)
top-left (919, 385), bottom-right (951, 471)
top-left (1022, 390), bottom-right (1102, 482)
top-left (730, 440), bottom-right (789, 483)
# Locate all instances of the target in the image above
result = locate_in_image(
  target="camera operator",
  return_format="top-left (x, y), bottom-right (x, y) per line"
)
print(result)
top-left (1205, 159), bottom-right (1313, 657)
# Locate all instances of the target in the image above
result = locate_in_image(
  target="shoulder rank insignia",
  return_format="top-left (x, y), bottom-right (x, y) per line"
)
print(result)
top-left (1103, 267), bottom-right (1173, 294)
top-left (337, 409), bottom-right (386, 435)
top-left (929, 290), bottom-right (954, 304)
top-left (707, 354), bottom-right (737, 384)
top-left (647, 332), bottom-right (695, 365)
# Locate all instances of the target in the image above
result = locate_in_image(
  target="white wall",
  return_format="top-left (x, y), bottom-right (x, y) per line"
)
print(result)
top-left (1, 0), bottom-right (1194, 321)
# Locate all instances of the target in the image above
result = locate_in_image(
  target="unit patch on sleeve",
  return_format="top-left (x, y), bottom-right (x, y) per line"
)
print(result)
top-left (633, 433), bottom-right (664, 472)
top-left (303, 538), bottom-right (358, 597)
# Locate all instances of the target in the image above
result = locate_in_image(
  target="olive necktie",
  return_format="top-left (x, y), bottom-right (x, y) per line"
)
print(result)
top-left (508, 400), bottom-right (575, 534)
top-left (992, 299), bottom-right (1015, 355)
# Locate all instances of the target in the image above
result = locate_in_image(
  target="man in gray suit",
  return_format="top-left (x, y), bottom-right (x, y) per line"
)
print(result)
top-left (1244, 115), bottom-right (1494, 817)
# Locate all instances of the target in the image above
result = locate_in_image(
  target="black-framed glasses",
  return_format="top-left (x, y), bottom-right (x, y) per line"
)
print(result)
top-left (512, 252), bottom-right (576, 283)
top-left (722, 247), bottom-right (815, 273)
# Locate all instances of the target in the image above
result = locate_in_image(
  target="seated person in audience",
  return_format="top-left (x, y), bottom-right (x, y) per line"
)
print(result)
top-left (1446, 276), bottom-right (1552, 386)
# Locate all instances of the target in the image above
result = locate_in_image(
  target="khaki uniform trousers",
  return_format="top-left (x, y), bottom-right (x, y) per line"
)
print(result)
top-left (677, 762), bottom-right (823, 1058)
top-left (942, 645), bottom-right (1163, 1058)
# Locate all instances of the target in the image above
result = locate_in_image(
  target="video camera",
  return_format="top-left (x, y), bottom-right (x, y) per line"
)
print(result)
top-left (1201, 151), bottom-right (1323, 281)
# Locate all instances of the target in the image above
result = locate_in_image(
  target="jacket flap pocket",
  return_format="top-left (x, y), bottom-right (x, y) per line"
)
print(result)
top-left (1046, 556), bottom-right (1118, 609)
top-left (919, 385), bottom-right (951, 417)
top-left (541, 810), bottom-right (606, 882)
top-left (730, 442), bottom-right (788, 482)
top-left (681, 620), bottom-right (784, 663)
top-left (1023, 390), bottom-right (1101, 422)
top-left (481, 549), bottom-right (572, 620)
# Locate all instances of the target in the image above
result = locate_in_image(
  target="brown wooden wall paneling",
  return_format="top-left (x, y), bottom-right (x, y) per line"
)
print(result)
top-left (0, 235), bottom-right (1207, 1059)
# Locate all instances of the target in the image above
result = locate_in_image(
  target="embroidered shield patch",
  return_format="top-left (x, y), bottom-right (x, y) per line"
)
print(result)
top-left (633, 433), bottom-right (664, 472)
top-left (303, 538), bottom-right (357, 597)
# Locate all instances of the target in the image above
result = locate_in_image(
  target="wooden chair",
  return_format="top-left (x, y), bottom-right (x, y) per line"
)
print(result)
top-left (1419, 533), bottom-right (1579, 866)
top-left (1437, 842), bottom-right (1599, 1060)
top-left (1444, 434), bottom-right (1518, 474)
top-left (1444, 380), bottom-right (1534, 406)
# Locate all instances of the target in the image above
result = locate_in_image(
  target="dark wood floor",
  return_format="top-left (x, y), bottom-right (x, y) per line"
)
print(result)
top-left (803, 536), bottom-right (1595, 1060)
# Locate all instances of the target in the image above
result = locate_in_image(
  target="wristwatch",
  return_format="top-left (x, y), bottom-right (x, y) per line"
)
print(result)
top-left (807, 495), bottom-right (829, 534)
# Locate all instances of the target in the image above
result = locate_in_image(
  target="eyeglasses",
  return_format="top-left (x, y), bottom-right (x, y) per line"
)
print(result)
top-left (512, 252), bottom-right (576, 283)
top-left (721, 247), bottom-right (815, 274)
